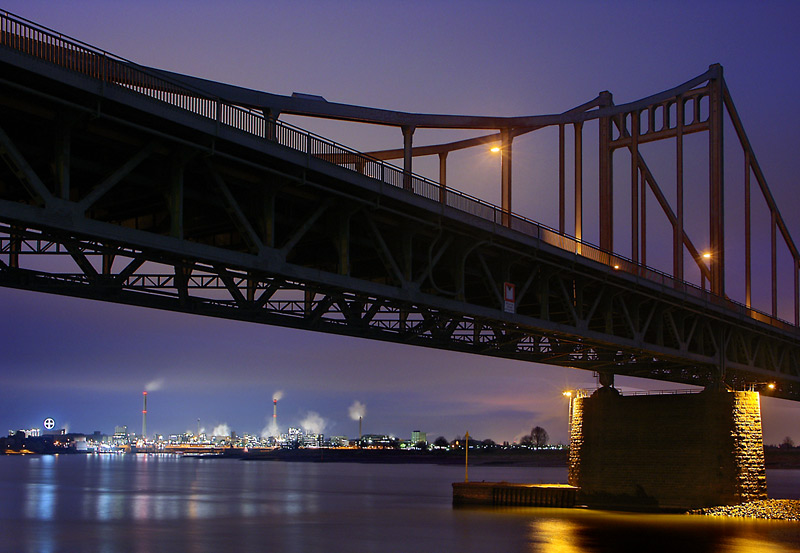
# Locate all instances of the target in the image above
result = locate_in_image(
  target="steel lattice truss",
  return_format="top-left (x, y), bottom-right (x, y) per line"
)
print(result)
top-left (0, 12), bottom-right (798, 399)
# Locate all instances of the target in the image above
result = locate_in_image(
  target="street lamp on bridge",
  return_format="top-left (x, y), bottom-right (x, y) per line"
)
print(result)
top-left (701, 251), bottom-right (712, 290)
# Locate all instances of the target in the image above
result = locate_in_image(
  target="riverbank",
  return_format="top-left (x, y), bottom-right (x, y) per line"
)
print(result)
top-left (239, 448), bottom-right (568, 466)
top-left (765, 447), bottom-right (800, 469)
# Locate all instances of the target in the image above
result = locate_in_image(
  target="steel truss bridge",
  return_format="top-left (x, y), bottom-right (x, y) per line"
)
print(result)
top-left (1, 11), bottom-right (798, 399)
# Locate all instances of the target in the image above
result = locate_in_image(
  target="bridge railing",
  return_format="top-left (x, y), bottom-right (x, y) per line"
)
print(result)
top-left (0, 10), bottom-right (796, 334)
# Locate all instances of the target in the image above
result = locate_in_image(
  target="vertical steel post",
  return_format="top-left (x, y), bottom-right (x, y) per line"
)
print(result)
top-left (402, 125), bottom-right (414, 191)
top-left (772, 212), bottom-right (777, 317)
top-left (745, 152), bottom-right (751, 309)
top-left (598, 91), bottom-right (614, 252)
top-left (559, 123), bottom-right (565, 234)
top-left (708, 65), bottom-right (725, 296)
top-left (675, 97), bottom-right (684, 281)
top-left (630, 111), bottom-right (639, 263)
top-left (438, 151), bottom-right (448, 204)
top-left (574, 122), bottom-right (583, 253)
top-left (501, 128), bottom-right (513, 227)
top-left (102, 253), bottom-right (114, 276)
top-left (9, 225), bottom-right (20, 269)
top-left (246, 272), bottom-right (256, 303)
top-left (641, 170), bottom-right (647, 267)
top-left (263, 107), bottom-right (279, 141)
top-left (795, 259), bottom-right (799, 326)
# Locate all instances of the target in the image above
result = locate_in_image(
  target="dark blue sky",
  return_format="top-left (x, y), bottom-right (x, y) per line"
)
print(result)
top-left (2, 1), bottom-right (799, 444)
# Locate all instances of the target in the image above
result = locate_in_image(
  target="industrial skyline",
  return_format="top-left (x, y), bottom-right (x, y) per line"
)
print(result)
top-left (2, 1), bottom-right (800, 445)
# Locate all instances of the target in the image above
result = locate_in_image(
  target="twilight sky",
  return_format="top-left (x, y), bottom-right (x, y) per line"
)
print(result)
top-left (2, 0), bottom-right (800, 445)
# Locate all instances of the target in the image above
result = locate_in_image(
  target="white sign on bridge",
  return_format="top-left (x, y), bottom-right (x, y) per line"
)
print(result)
top-left (503, 282), bottom-right (515, 314)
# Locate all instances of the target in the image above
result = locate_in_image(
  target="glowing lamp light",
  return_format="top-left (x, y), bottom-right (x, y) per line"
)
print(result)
top-left (490, 146), bottom-right (501, 153)
top-left (562, 391), bottom-right (572, 397)
top-left (767, 383), bottom-right (776, 390)
top-left (702, 252), bottom-right (711, 259)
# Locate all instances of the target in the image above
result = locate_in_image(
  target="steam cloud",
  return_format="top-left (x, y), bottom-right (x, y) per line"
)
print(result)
top-left (211, 423), bottom-right (230, 437)
top-left (300, 411), bottom-right (327, 435)
top-left (261, 419), bottom-right (279, 439)
top-left (273, 390), bottom-right (284, 401)
top-left (348, 400), bottom-right (366, 421)
top-left (144, 378), bottom-right (165, 392)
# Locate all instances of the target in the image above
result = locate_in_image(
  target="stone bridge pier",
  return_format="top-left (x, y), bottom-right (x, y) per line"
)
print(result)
top-left (568, 387), bottom-right (767, 511)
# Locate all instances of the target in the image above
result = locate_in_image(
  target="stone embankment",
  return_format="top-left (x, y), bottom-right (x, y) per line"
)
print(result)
top-left (690, 499), bottom-right (800, 521)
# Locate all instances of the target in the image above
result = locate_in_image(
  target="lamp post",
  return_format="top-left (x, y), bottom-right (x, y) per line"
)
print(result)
top-left (563, 390), bottom-right (574, 433)
top-left (701, 252), bottom-right (711, 291)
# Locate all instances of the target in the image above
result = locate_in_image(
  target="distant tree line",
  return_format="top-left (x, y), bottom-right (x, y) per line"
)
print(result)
top-left (520, 426), bottom-right (549, 448)
top-left (429, 426), bottom-right (550, 449)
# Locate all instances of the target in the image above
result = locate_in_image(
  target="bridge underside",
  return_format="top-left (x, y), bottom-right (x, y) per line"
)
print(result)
top-left (0, 43), bottom-right (799, 399)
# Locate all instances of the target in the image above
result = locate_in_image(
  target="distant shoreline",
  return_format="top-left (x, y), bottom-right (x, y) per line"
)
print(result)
top-left (223, 448), bottom-right (569, 467)
top-left (191, 447), bottom-right (800, 469)
top-left (4, 444), bottom-right (799, 469)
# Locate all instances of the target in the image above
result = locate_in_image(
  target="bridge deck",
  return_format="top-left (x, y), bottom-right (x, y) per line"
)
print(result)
top-left (0, 11), bottom-right (798, 399)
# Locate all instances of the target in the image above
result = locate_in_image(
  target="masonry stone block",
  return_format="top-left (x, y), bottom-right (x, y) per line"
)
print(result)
top-left (568, 389), bottom-right (767, 510)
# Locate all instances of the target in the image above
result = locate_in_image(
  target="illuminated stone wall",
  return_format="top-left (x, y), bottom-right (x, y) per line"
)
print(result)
top-left (568, 389), bottom-right (767, 510)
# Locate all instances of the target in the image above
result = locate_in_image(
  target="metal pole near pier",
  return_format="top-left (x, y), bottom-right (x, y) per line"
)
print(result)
top-left (465, 431), bottom-right (469, 483)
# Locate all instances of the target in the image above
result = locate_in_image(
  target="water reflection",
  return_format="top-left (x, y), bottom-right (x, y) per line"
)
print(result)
top-left (2, 456), bottom-right (799, 553)
top-left (519, 508), bottom-right (800, 553)
top-left (23, 456), bottom-right (56, 521)
top-left (529, 518), bottom-right (582, 553)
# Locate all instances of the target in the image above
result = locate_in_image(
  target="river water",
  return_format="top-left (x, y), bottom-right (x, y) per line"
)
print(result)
top-left (0, 454), bottom-right (798, 553)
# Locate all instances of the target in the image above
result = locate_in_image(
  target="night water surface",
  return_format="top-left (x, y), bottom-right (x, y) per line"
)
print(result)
top-left (0, 455), bottom-right (798, 553)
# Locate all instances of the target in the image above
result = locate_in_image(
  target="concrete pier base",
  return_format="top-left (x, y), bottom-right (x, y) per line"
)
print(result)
top-left (453, 482), bottom-right (578, 507)
top-left (568, 389), bottom-right (767, 511)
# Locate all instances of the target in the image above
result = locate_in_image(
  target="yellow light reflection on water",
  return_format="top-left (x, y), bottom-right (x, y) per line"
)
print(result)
top-left (528, 517), bottom-right (582, 553)
top-left (519, 508), bottom-right (800, 553)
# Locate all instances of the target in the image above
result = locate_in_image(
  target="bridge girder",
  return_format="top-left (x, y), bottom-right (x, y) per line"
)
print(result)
top-left (0, 19), bottom-right (798, 399)
top-left (0, 70), bottom-right (797, 399)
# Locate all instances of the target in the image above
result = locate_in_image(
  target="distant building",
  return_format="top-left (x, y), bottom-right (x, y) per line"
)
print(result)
top-left (302, 434), bottom-right (323, 448)
top-left (411, 430), bottom-right (427, 445)
top-left (329, 436), bottom-right (349, 447)
top-left (18, 428), bottom-right (41, 438)
top-left (113, 425), bottom-right (129, 445)
top-left (360, 434), bottom-right (397, 448)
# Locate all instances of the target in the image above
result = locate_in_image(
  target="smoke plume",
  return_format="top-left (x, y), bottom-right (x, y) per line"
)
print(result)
top-left (145, 378), bottom-right (164, 392)
top-left (273, 390), bottom-right (284, 401)
top-left (261, 419), bottom-right (279, 439)
top-left (348, 400), bottom-right (366, 421)
top-left (211, 423), bottom-right (230, 437)
top-left (300, 411), bottom-right (327, 435)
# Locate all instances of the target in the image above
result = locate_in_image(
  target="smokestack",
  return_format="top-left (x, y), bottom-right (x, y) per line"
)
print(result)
top-left (273, 398), bottom-right (277, 420)
top-left (359, 416), bottom-right (362, 441)
top-left (142, 391), bottom-right (148, 440)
